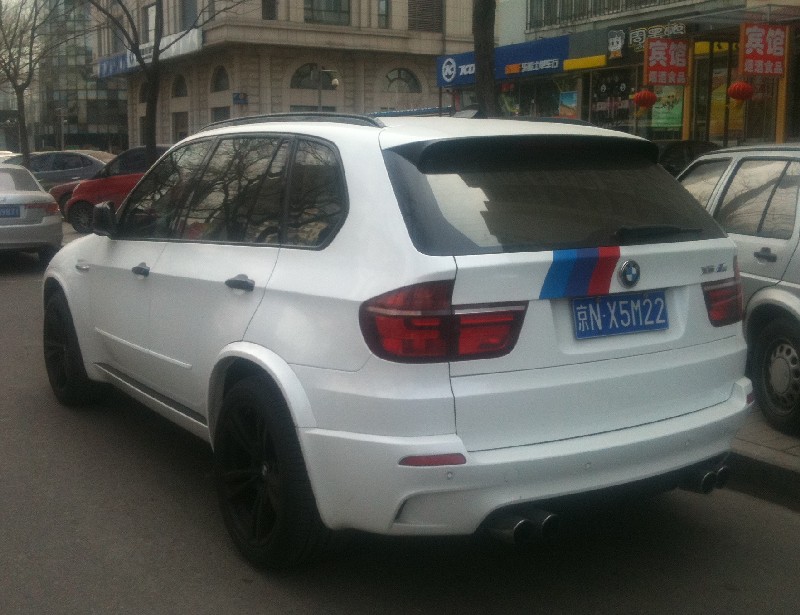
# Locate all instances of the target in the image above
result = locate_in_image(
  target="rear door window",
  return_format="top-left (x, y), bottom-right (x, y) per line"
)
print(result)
top-left (385, 137), bottom-right (724, 256)
top-left (715, 159), bottom-right (800, 240)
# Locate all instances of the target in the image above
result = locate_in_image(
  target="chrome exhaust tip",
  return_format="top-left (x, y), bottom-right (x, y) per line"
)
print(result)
top-left (488, 510), bottom-right (559, 545)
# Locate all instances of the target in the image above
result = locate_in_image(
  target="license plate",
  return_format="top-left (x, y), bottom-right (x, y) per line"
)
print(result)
top-left (0, 205), bottom-right (20, 218)
top-left (572, 290), bottom-right (669, 339)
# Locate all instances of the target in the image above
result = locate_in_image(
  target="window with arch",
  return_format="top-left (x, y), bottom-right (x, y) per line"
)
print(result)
top-left (291, 63), bottom-right (338, 90)
top-left (172, 75), bottom-right (188, 98)
top-left (386, 68), bottom-right (421, 94)
top-left (211, 66), bottom-right (230, 92)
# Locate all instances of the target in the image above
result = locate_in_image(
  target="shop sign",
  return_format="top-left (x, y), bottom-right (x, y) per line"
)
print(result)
top-left (495, 36), bottom-right (569, 80)
top-left (436, 51), bottom-right (477, 88)
top-left (629, 23), bottom-right (686, 53)
top-left (98, 53), bottom-right (129, 79)
top-left (608, 30), bottom-right (625, 59)
top-left (739, 23), bottom-right (788, 77)
top-left (644, 38), bottom-right (689, 86)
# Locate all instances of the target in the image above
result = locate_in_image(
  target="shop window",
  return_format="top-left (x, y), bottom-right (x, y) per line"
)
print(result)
top-left (172, 75), bottom-right (188, 98)
top-left (386, 69), bottom-right (421, 94)
top-left (211, 66), bottom-right (229, 93)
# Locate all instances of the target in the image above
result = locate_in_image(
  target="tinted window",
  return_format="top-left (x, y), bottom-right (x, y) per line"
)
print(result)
top-left (385, 140), bottom-right (724, 256)
top-left (28, 155), bottom-right (50, 172)
top-left (716, 159), bottom-right (799, 240)
top-left (118, 141), bottom-right (213, 239)
top-left (53, 153), bottom-right (84, 170)
top-left (284, 139), bottom-right (346, 247)
top-left (179, 137), bottom-right (287, 243)
top-left (679, 159), bottom-right (731, 208)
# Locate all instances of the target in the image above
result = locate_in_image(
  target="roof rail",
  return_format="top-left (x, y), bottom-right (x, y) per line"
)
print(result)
top-left (200, 112), bottom-right (386, 132)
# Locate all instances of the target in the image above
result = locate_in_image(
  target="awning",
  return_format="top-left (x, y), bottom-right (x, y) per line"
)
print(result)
top-left (676, 3), bottom-right (800, 26)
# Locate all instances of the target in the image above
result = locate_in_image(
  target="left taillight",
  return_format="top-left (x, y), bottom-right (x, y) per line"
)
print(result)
top-left (27, 201), bottom-right (60, 216)
top-left (359, 280), bottom-right (527, 363)
top-left (702, 259), bottom-right (743, 327)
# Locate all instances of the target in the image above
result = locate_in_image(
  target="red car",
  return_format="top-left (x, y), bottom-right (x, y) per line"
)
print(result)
top-left (63, 145), bottom-right (167, 233)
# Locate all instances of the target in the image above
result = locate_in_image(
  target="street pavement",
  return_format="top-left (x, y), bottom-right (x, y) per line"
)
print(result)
top-left (58, 222), bottom-right (800, 509)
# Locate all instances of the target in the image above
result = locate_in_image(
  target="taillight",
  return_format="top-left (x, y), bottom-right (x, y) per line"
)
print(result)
top-left (27, 201), bottom-right (60, 216)
top-left (702, 259), bottom-right (743, 327)
top-left (359, 280), bottom-right (527, 362)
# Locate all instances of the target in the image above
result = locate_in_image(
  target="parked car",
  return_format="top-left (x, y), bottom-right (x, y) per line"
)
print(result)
top-left (654, 139), bottom-right (720, 176)
top-left (0, 164), bottom-right (62, 262)
top-left (4, 150), bottom-right (114, 190)
top-left (679, 145), bottom-right (800, 434)
top-left (64, 145), bottom-right (168, 233)
top-left (43, 114), bottom-right (752, 569)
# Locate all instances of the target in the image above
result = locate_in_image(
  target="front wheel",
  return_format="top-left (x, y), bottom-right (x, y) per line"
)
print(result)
top-left (70, 201), bottom-right (94, 233)
top-left (752, 318), bottom-right (800, 434)
top-left (43, 291), bottom-right (98, 406)
top-left (214, 376), bottom-right (330, 568)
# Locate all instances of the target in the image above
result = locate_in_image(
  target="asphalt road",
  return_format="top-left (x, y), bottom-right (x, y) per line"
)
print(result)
top-left (2, 245), bottom-right (800, 614)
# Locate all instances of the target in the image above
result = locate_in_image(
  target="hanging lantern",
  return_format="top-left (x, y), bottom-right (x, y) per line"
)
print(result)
top-left (727, 80), bottom-right (754, 101)
top-left (632, 89), bottom-right (658, 109)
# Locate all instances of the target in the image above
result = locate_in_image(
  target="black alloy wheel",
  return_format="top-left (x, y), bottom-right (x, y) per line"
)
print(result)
top-left (753, 317), bottom-right (800, 435)
top-left (214, 376), bottom-right (329, 568)
top-left (42, 291), bottom-right (97, 406)
top-left (70, 201), bottom-right (94, 233)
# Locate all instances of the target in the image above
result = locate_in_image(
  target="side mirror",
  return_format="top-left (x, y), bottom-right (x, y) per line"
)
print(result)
top-left (93, 202), bottom-right (117, 237)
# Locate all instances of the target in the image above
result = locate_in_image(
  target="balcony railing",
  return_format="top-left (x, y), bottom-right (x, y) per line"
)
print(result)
top-left (529, 0), bottom-right (688, 29)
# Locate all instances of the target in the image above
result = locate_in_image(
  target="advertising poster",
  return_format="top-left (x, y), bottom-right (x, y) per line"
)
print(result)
top-left (559, 91), bottom-right (577, 118)
top-left (651, 86), bottom-right (683, 128)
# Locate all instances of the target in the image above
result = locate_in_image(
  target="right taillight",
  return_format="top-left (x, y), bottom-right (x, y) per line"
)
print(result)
top-left (359, 280), bottom-right (527, 363)
top-left (702, 259), bottom-right (743, 327)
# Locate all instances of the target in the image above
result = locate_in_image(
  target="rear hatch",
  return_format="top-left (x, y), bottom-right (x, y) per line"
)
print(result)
top-left (383, 134), bottom-right (742, 452)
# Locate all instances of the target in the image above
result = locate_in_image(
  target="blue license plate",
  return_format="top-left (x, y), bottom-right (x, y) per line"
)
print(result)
top-left (0, 205), bottom-right (20, 218)
top-left (572, 290), bottom-right (669, 339)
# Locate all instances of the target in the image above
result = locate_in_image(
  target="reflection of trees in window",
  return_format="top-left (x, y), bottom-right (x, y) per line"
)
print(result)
top-left (386, 68), bottom-right (421, 93)
top-left (211, 66), bottom-right (230, 92)
top-left (120, 141), bottom-right (214, 239)
top-left (285, 140), bottom-right (345, 247)
top-left (172, 75), bottom-right (188, 98)
top-left (181, 138), bottom-right (287, 243)
top-left (290, 63), bottom-right (337, 90)
top-left (717, 160), bottom-right (797, 239)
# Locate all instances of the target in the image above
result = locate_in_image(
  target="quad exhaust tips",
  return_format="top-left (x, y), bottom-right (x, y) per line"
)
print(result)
top-left (680, 464), bottom-right (730, 494)
top-left (488, 510), bottom-right (559, 545)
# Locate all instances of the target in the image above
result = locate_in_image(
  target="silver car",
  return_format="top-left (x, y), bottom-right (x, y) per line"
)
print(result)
top-left (679, 145), bottom-right (800, 434)
top-left (0, 164), bottom-right (62, 263)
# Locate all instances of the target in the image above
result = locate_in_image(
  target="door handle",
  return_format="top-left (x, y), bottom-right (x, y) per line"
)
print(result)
top-left (754, 247), bottom-right (778, 263)
top-left (225, 274), bottom-right (255, 292)
top-left (132, 262), bottom-right (150, 277)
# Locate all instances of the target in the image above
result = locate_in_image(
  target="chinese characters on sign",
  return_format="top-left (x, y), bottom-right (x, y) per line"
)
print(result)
top-left (629, 23), bottom-right (686, 52)
top-left (740, 23), bottom-right (788, 76)
top-left (644, 38), bottom-right (689, 86)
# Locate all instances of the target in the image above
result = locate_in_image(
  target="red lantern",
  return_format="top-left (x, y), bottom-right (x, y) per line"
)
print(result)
top-left (727, 80), bottom-right (754, 101)
top-left (632, 90), bottom-right (658, 109)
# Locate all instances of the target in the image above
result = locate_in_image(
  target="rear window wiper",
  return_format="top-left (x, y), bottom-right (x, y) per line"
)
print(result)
top-left (614, 225), bottom-right (703, 243)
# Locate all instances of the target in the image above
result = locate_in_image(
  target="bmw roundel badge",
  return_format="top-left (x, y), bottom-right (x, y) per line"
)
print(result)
top-left (618, 260), bottom-right (641, 288)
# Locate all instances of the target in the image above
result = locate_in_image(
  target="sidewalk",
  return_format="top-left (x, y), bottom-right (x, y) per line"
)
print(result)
top-left (728, 405), bottom-right (800, 511)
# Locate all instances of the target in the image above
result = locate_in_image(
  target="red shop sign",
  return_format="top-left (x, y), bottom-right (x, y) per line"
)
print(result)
top-left (740, 23), bottom-right (788, 77)
top-left (644, 38), bottom-right (689, 86)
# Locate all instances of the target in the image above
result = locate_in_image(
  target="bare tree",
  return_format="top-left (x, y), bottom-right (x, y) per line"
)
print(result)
top-left (86, 0), bottom-right (246, 165)
top-left (473, 0), bottom-right (497, 118)
top-left (0, 0), bottom-right (66, 164)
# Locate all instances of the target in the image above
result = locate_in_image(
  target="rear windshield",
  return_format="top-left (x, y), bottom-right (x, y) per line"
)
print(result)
top-left (0, 168), bottom-right (42, 192)
top-left (384, 137), bottom-right (724, 256)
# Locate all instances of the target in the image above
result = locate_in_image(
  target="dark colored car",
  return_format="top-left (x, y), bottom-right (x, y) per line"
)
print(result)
top-left (655, 140), bottom-right (720, 176)
top-left (4, 150), bottom-right (115, 190)
top-left (64, 146), bottom-right (168, 233)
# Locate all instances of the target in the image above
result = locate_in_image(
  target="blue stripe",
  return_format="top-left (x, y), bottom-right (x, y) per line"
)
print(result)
top-left (540, 249), bottom-right (577, 299)
top-left (565, 248), bottom-right (600, 298)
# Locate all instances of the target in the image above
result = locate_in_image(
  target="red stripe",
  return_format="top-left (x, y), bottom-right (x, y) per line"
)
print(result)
top-left (587, 246), bottom-right (621, 295)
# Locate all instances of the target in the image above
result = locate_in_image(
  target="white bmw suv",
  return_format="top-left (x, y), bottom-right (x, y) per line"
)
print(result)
top-left (43, 114), bottom-right (752, 568)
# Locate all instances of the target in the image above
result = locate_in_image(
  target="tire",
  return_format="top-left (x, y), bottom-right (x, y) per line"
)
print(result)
top-left (42, 291), bottom-right (98, 406)
top-left (752, 317), bottom-right (800, 434)
top-left (214, 376), bottom-right (330, 568)
top-left (70, 201), bottom-right (94, 233)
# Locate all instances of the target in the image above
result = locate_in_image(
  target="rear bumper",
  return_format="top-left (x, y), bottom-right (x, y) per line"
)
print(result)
top-left (299, 377), bottom-right (752, 535)
top-left (0, 216), bottom-right (62, 251)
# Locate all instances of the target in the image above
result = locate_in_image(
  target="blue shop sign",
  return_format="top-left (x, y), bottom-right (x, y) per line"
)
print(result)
top-left (437, 36), bottom-right (569, 88)
top-left (98, 53), bottom-right (129, 78)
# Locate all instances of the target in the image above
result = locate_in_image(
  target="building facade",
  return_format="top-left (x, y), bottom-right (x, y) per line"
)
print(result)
top-left (94, 1), bottom-right (473, 146)
top-left (472, 0), bottom-right (800, 144)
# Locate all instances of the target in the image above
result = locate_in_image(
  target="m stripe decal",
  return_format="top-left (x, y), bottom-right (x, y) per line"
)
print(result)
top-left (539, 247), bottom-right (621, 299)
